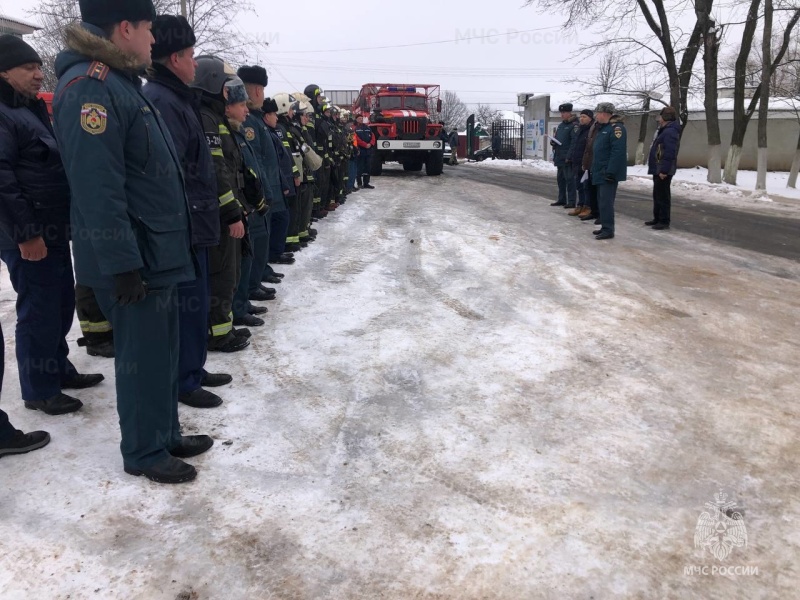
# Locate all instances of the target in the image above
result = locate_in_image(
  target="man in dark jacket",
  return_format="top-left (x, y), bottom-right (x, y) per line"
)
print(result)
top-left (264, 97), bottom-right (297, 265)
top-left (567, 109), bottom-right (594, 217)
top-left (647, 106), bottom-right (681, 230)
top-left (448, 128), bottom-right (459, 165)
top-left (591, 102), bottom-right (627, 240)
top-left (53, 0), bottom-right (212, 483)
top-left (355, 115), bottom-right (376, 188)
top-left (144, 15), bottom-right (232, 409)
top-left (491, 130), bottom-right (501, 160)
top-left (550, 102), bottom-right (578, 207)
top-left (0, 34), bottom-right (104, 417)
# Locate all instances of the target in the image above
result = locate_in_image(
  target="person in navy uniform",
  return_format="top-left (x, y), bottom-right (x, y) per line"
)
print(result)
top-left (591, 102), bottom-right (627, 240)
top-left (0, 34), bottom-right (104, 417)
top-left (53, 0), bottom-right (212, 483)
top-left (550, 102), bottom-right (578, 207)
top-left (143, 15), bottom-right (234, 408)
top-left (354, 114), bottom-right (376, 188)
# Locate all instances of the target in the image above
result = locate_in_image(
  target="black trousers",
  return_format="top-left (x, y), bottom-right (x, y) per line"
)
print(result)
top-left (76, 283), bottom-right (112, 343)
top-left (0, 322), bottom-right (19, 444)
top-left (652, 175), bottom-right (672, 224)
top-left (286, 186), bottom-right (302, 244)
top-left (299, 181), bottom-right (314, 239)
top-left (587, 180), bottom-right (599, 216)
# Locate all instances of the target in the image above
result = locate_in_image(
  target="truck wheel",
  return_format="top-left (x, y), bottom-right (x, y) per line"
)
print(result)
top-left (403, 159), bottom-right (424, 172)
top-left (425, 150), bottom-right (444, 176)
top-left (370, 152), bottom-right (383, 176)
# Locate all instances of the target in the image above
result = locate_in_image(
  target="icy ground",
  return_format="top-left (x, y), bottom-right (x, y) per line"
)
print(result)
top-left (468, 157), bottom-right (800, 217)
top-left (1, 164), bottom-right (798, 599)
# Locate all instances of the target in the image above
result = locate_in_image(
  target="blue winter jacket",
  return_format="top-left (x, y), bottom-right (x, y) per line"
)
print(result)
top-left (53, 23), bottom-right (194, 289)
top-left (648, 120), bottom-right (681, 177)
top-left (591, 116), bottom-right (628, 184)
top-left (243, 109), bottom-right (285, 212)
top-left (0, 79), bottom-right (71, 250)
top-left (142, 63), bottom-right (220, 248)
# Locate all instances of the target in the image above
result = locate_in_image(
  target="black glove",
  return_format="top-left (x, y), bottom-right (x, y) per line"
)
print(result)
top-left (242, 167), bottom-right (263, 211)
top-left (113, 271), bottom-right (146, 306)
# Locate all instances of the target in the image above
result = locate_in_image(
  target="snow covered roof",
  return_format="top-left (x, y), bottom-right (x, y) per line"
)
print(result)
top-left (0, 13), bottom-right (39, 36)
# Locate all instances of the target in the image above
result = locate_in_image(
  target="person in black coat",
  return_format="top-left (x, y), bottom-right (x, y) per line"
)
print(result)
top-left (0, 35), bottom-right (104, 417)
top-left (144, 15), bottom-right (232, 409)
top-left (646, 106), bottom-right (681, 230)
top-left (491, 130), bottom-right (501, 160)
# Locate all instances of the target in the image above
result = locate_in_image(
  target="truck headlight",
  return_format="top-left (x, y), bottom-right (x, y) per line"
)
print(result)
top-left (382, 141), bottom-right (390, 149)
top-left (433, 142), bottom-right (441, 149)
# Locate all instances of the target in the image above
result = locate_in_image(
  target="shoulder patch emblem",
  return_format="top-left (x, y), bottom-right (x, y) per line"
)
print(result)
top-left (614, 128), bottom-right (623, 139)
top-left (80, 103), bottom-right (107, 135)
top-left (245, 127), bottom-right (255, 141)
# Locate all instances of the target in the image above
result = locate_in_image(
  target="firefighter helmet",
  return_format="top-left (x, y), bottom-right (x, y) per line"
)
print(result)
top-left (191, 55), bottom-right (237, 95)
top-left (274, 92), bottom-right (298, 115)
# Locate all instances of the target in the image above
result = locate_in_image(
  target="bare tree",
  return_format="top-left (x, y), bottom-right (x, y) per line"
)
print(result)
top-left (593, 50), bottom-right (627, 92)
top-left (697, 0), bottom-right (723, 183)
top-left (29, 0), bottom-right (259, 91)
top-left (756, 0), bottom-right (774, 191)
top-left (723, 2), bottom-right (800, 184)
top-left (440, 90), bottom-right (468, 131)
top-left (475, 103), bottom-right (502, 128)
top-left (525, 0), bottom-right (705, 128)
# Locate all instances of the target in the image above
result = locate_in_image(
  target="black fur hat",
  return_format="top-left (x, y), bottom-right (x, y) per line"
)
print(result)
top-left (262, 97), bottom-right (279, 114)
top-left (151, 15), bottom-right (196, 60)
top-left (237, 65), bottom-right (268, 87)
top-left (558, 102), bottom-right (573, 113)
top-left (79, 0), bottom-right (156, 26)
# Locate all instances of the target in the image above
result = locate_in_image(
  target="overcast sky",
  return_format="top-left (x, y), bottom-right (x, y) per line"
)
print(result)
top-left (2, 0), bottom-right (594, 109)
top-left (2, 0), bottom-right (756, 110)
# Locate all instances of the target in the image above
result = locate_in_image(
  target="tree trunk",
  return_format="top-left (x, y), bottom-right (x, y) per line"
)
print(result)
top-left (723, 0), bottom-right (761, 185)
top-left (636, 97), bottom-right (651, 165)
top-left (697, 0), bottom-right (722, 183)
top-left (756, 0), bottom-right (773, 192)
top-left (788, 132), bottom-right (800, 188)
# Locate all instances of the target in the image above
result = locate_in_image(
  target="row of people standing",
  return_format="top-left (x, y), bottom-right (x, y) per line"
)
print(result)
top-left (550, 101), bottom-right (680, 239)
top-left (0, 0), bottom-right (372, 480)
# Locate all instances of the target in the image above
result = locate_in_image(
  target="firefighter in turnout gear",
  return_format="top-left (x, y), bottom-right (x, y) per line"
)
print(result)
top-left (303, 84), bottom-right (326, 217)
top-left (192, 56), bottom-right (250, 353)
top-left (274, 92), bottom-right (303, 253)
top-left (289, 99), bottom-right (317, 246)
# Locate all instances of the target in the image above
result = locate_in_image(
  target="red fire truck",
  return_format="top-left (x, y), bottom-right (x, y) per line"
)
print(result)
top-left (351, 83), bottom-right (445, 176)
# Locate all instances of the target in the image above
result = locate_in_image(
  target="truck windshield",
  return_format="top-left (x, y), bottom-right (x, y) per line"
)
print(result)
top-left (377, 96), bottom-right (402, 109)
top-left (405, 96), bottom-right (427, 111)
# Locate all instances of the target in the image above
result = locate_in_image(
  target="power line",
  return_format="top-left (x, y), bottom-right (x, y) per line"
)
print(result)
top-left (267, 26), bottom-right (564, 54)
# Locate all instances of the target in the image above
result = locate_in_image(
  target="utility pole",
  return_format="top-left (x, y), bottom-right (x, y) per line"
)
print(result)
top-left (180, 0), bottom-right (187, 18)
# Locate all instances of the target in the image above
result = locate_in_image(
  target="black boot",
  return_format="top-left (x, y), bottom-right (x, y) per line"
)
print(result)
top-left (24, 393), bottom-right (83, 415)
top-left (362, 175), bottom-right (375, 189)
top-left (0, 430), bottom-right (51, 458)
top-left (179, 388), bottom-right (223, 408)
top-left (124, 456), bottom-right (197, 484)
top-left (61, 373), bottom-right (105, 390)
top-left (201, 373), bottom-right (233, 387)
top-left (170, 435), bottom-right (214, 458)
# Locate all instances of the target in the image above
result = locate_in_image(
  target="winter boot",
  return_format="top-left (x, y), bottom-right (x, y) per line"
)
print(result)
top-left (567, 206), bottom-right (582, 216)
top-left (362, 175), bottom-right (375, 189)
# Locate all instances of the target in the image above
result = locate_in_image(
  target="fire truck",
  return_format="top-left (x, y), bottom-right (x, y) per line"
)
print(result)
top-left (351, 83), bottom-right (445, 176)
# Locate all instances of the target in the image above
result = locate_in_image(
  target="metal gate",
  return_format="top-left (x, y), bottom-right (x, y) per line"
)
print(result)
top-left (491, 119), bottom-right (524, 160)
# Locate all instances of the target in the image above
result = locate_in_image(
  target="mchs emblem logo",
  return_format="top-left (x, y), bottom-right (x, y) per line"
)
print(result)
top-left (694, 491), bottom-right (748, 561)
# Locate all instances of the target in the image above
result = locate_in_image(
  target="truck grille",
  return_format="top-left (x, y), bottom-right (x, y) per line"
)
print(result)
top-left (403, 121), bottom-right (419, 134)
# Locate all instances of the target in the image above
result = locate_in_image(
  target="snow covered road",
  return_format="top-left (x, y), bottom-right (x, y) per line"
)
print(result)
top-left (1, 164), bottom-right (798, 599)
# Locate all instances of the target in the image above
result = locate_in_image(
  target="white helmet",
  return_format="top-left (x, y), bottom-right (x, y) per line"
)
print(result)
top-left (274, 92), bottom-right (298, 116)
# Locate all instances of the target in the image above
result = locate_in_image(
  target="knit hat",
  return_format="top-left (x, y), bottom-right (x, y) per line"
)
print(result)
top-left (79, 0), bottom-right (156, 26)
top-left (594, 102), bottom-right (615, 115)
top-left (237, 66), bottom-right (268, 87)
top-left (558, 102), bottom-right (573, 112)
top-left (0, 35), bottom-right (42, 72)
top-left (580, 109), bottom-right (594, 119)
top-left (660, 106), bottom-right (678, 122)
top-left (151, 15), bottom-right (196, 60)
top-left (262, 97), bottom-right (279, 114)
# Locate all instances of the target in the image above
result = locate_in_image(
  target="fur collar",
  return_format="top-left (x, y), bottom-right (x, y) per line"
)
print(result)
top-left (64, 23), bottom-right (144, 73)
